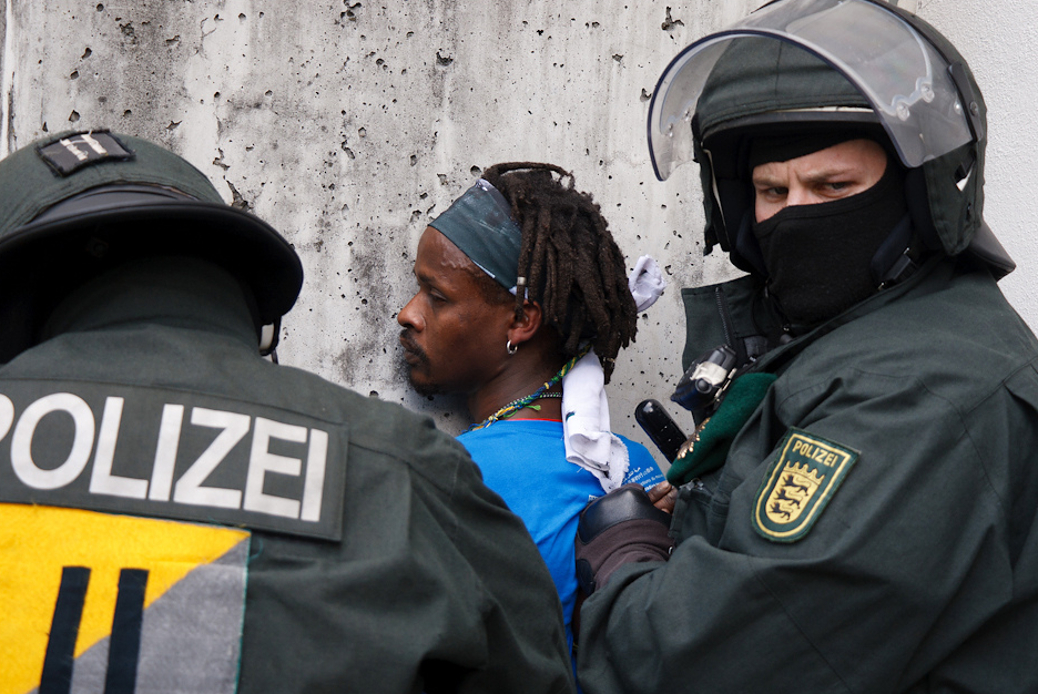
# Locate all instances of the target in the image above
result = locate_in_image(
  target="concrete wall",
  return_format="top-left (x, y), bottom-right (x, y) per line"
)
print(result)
top-left (3, 0), bottom-right (1035, 460)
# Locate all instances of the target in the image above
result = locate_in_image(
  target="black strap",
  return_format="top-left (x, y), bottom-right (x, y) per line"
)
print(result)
top-left (40, 567), bottom-right (91, 694)
top-left (106, 569), bottom-right (149, 694)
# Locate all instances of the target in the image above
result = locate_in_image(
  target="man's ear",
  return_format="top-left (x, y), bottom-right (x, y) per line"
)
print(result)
top-left (507, 299), bottom-right (543, 346)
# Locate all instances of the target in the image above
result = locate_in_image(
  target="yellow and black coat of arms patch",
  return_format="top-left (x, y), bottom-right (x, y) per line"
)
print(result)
top-left (753, 428), bottom-right (859, 543)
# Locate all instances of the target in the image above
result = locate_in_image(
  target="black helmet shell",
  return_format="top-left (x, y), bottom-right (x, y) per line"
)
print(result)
top-left (648, 0), bottom-right (1003, 277)
top-left (0, 130), bottom-right (303, 361)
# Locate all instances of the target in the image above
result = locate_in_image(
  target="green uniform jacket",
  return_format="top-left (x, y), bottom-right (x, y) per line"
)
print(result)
top-left (0, 267), bottom-right (575, 694)
top-left (578, 258), bottom-right (1038, 693)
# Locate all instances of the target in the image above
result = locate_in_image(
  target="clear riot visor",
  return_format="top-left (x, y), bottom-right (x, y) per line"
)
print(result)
top-left (648, 0), bottom-right (976, 181)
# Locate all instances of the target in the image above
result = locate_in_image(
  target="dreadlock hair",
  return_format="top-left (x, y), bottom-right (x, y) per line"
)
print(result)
top-left (482, 162), bottom-right (638, 383)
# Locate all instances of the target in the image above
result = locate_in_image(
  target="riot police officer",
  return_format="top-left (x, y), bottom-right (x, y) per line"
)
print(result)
top-left (575, 2), bottom-right (1038, 692)
top-left (0, 130), bottom-right (575, 693)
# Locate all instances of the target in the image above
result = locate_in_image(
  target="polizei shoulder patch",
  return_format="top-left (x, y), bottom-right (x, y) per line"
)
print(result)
top-left (36, 131), bottom-right (134, 176)
top-left (753, 428), bottom-right (859, 543)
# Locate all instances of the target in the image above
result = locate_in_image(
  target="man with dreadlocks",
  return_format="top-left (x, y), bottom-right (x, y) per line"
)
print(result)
top-left (397, 162), bottom-right (666, 670)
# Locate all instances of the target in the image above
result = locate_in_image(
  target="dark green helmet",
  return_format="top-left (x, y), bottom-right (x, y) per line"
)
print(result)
top-left (647, 0), bottom-right (1012, 279)
top-left (0, 130), bottom-right (303, 362)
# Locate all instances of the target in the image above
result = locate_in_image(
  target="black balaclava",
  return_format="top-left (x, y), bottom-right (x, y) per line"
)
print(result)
top-left (750, 134), bottom-right (907, 328)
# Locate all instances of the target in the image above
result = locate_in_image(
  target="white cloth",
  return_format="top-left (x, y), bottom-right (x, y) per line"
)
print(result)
top-left (561, 256), bottom-right (667, 492)
top-left (629, 255), bottom-right (666, 313)
top-left (562, 349), bottom-right (629, 493)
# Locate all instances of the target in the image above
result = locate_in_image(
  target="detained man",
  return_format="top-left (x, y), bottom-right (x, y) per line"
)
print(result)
top-left (398, 162), bottom-right (668, 675)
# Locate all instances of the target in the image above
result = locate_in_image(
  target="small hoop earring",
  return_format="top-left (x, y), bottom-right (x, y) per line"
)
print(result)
top-left (506, 340), bottom-right (518, 356)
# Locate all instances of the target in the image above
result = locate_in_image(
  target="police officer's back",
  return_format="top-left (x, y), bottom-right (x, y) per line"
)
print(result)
top-left (0, 131), bottom-right (575, 693)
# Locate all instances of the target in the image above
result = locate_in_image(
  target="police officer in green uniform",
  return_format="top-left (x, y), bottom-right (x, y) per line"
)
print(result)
top-left (0, 131), bottom-right (576, 693)
top-left (574, 1), bottom-right (1038, 692)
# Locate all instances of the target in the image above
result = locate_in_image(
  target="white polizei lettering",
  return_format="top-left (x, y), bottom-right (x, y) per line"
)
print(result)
top-left (244, 417), bottom-right (305, 519)
top-left (89, 396), bottom-right (148, 499)
top-left (0, 394), bottom-right (13, 442)
top-left (173, 407), bottom-right (249, 509)
top-left (149, 403), bottom-right (185, 501)
top-left (11, 393), bottom-right (95, 490)
top-left (4, 390), bottom-right (332, 527)
top-left (300, 429), bottom-right (329, 523)
top-left (59, 138), bottom-right (88, 161)
top-left (79, 132), bottom-right (108, 155)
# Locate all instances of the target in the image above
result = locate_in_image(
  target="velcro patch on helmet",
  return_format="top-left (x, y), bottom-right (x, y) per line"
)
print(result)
top-left (36, 131), bottom-right (134, 176)
top-left (752, 428), bottom-right (858, 543)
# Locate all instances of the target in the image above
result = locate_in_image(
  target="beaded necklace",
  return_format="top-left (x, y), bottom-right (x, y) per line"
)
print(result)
top-left (467, 345), bottom-right (590, 432)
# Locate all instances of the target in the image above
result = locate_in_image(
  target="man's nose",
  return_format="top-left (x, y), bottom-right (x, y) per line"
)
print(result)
top-left (397, 295), bottom-right (422, 330)
top-left (785, 183), bottom-right (814, 208)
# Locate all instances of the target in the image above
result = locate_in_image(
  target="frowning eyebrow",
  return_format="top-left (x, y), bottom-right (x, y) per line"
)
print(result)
top-left (752, 163), bottom-right (864, 187)
top-left (751, 170), bottom-right (785, 188)
top-left (413, 267), bottom-right (438, 288)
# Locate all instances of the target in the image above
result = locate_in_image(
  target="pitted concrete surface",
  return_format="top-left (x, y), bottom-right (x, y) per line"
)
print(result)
top-left (1, 0), bottom-right (1034, 456)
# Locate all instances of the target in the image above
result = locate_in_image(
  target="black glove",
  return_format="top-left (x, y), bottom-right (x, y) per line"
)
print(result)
top-left (575, 483), bottom-right (674, 595)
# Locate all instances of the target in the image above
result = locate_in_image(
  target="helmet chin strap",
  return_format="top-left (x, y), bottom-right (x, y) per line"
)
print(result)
top-left (871, 215), bottom-right (927, 290)
top-left (259, 317), bottom-right (281, 363)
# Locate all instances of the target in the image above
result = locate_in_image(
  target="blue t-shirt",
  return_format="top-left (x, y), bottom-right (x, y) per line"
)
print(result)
top-left (457, 419), bottom-right (664, 656)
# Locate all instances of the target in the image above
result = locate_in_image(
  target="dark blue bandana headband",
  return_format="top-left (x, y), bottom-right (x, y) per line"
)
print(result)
top-left (428, 179), bottom-right (523, 290)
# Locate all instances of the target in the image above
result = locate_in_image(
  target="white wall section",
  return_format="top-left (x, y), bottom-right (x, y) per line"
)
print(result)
top-left (8, 1), bottom-right (1036, 456)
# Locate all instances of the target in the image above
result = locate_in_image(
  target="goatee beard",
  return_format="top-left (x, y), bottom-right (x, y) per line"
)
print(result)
top-left (399, 329), bottom-right (439, 396)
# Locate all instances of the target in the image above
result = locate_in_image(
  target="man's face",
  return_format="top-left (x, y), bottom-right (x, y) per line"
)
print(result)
top-left (397, 227), bottom-right (515, 396)
top-left (751, 138), bottom-right (888, 222)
